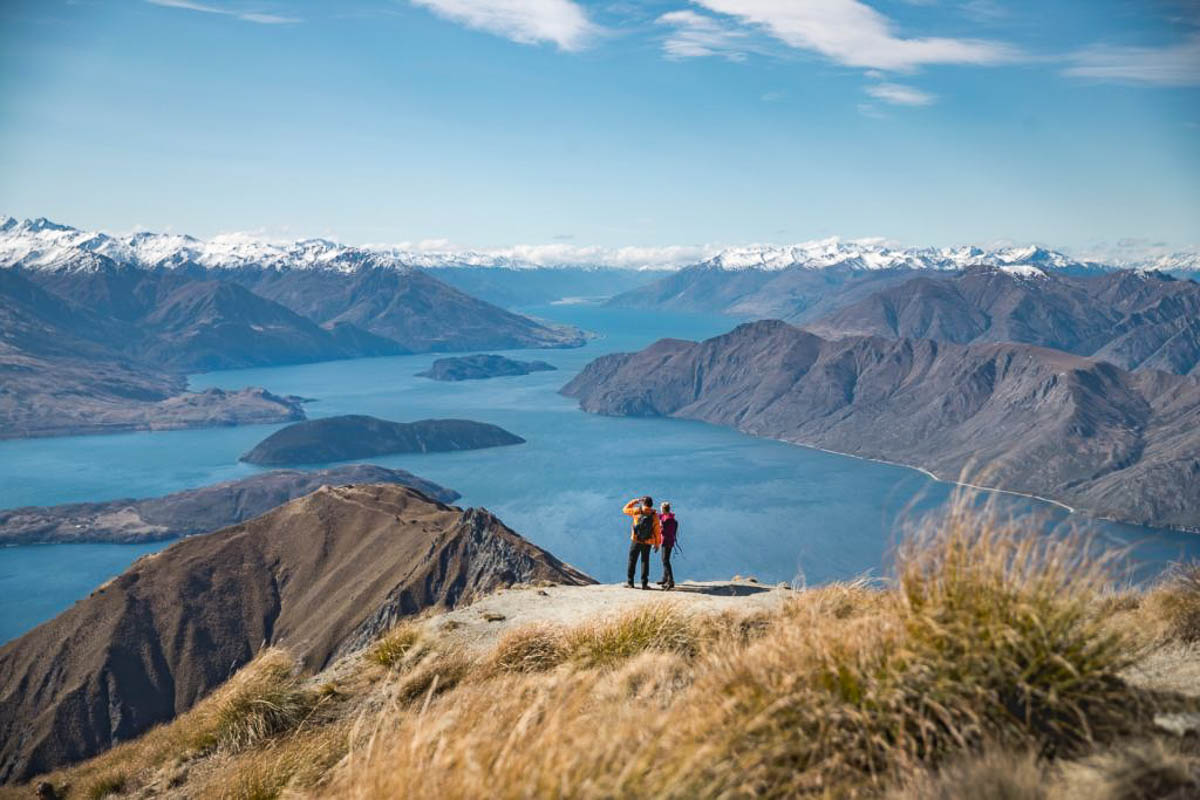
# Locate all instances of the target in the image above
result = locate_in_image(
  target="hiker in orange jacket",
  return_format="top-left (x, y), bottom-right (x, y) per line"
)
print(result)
top-left (623, 496), bottom-right (662, 589)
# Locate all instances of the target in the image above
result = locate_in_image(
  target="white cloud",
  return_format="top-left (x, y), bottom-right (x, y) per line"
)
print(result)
top-left (1063, 34), bottom-right (1200, 87)
top-left (656, 9), bottom-right (751, 61)
top-left (690, 0), bottom-right (1020, 70)
top-left (145, 0), bottom-right (300, 24)
top-left (409, 0), bottom-right (595, 51)
top-left (857, 102), bottom-right (887, 119)
top-left (865, 81), bottom-right (936, 105)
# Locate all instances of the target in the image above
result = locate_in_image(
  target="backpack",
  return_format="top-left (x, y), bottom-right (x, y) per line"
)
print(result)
top-left (633, 512), bottom-right (655, 543)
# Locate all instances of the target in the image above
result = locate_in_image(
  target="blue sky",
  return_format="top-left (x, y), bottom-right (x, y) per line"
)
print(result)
top-left (0, 0), bottom-right (1197, 255)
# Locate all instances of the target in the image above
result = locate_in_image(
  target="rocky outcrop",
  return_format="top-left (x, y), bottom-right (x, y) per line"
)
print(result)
top-left (0, 484), bottom-right (593, 783)
top-left (0, 465), bottom-right (459, 544)
top-left (417, 354), bottom-right (557, 381)
top-left (240, 415), bottom-right (525, 466)
top-left (562, 320), bottom-right (1200, 531)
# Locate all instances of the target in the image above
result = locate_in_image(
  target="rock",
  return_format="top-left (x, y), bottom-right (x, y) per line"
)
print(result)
top-left (1155, 712), bottom-right (1200, 737)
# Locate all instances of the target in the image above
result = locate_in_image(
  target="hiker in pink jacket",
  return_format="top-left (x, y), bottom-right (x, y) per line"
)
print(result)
top-left (658, 502), bottom-right (678, 590)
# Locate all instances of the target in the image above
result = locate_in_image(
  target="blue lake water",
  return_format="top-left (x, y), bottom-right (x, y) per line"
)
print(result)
top-left (2, 304), bottom-right (1198, 645)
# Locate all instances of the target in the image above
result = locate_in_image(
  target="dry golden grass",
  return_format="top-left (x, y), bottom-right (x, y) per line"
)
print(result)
top-left (187, 648), bottom-right (318, 754)
top-left (366, 621), bottom-right (425, 670)
top-left (0, 649), bottom-right (323, 800)
top-left (8, 494), bottom-right (1195, 800)
top-left (1144, 561), bottom-right (1200, 644)
top-left (320, 494), bottom-right (1160, 799)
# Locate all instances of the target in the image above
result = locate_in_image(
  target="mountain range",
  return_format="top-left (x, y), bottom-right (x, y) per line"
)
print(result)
top-left (562, 320), bottom-right (1200, 531)
top-left (0, 483), bottom-right (593, 783)
top-left (0, 269), bottom-right (306, 438)
top-left (608, 241), bottom-right (1200, 323)
top-left (0, 217), bottom-right (587, 438)
top-left (805, 267), bottom-right (1200, 376)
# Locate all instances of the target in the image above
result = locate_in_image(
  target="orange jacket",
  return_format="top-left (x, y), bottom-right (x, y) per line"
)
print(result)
top-left (623, 499), bottom-right (662, 546)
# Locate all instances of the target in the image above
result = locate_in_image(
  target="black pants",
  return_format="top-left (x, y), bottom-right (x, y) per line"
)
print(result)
top-left (627, 541), bottom-right (652, 585)
top-left (661, 545), bottom-right (674, 586)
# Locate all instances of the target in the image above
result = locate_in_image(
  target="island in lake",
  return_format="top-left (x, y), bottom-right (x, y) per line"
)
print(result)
top-left (240, 415), bottom-right (526, 466)
top-left (416, 354), bottom-right (557, 381)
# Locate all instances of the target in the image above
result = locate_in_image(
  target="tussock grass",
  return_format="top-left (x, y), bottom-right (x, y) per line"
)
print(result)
top-left (188, 648), bottom-right (318, 754)
top-left (889, 749), bottom-right (1049, 800)
top-left (83, 771), bottom-right (127, 800)
top-left (393, 648), bottom-right (474, 706)
top-left (1146, 561), bottom-right (1200, 643)
top-left (367, 622), bottom-right (425, 669)
top-left (564, 602), bottom-right (701, 669)
top-left (487, 624), bottom-right (569, 674)
top-left (325, 494), bottom-right (1157, 799)
top-left (893, 499), bottom-right (1144, 756)
top-left (200, 724), bottom-right (351, 800)
top-left (7, 494), bottom-right (1188, 800)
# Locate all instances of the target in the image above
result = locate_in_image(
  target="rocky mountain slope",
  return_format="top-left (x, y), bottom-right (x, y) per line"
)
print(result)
top-left (230, 266), bottom-right (584, 352)
top-left (240, 415), bottom-right (525, 466)
top-left (608, 238), bottom-right (1199, 326)
top-left (0, 483), bottom-right (593, 783)
top-left (805, 267), bottom-right (1200, 376)
top-left (0, 216), bottom-right (586, 356)
top-left (417, 354), bottom-right (556, 381)
top-left (0, 269), bottom-right (305, 438)
top-left (562, 321), bottom-right (1200, 531)
top-left (0, 465), bottom-right (458, 545)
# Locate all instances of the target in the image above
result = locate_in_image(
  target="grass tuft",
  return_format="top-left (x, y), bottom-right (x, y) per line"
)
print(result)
top-left (488, 624), bottom-right (569, 674)
top-left (367, 622), bottom-right (425, 669)
top-left (84, 772), bottom-right (126, 800)
top-left (189, 648), bottom-right (317, 754)
top-left (1149, 561), bottom-right (1200, 643)
top-left (565, 602), bottom-right (700, 669)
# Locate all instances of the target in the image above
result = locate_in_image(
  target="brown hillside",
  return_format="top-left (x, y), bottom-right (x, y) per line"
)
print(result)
top-left (0, 484), bottom-right (593, 784)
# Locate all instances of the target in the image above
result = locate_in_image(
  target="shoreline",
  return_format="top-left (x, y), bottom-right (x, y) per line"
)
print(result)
top-left (783, 439), bottom-right (1078, 514)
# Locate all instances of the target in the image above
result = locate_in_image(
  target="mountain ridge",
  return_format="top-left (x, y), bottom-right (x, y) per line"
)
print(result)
top-left (562, 320), bottom-right (1200, 531)
top-left (0, 483), bottom-right (594, 783)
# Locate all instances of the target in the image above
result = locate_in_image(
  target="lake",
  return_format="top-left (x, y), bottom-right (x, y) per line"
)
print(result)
top-left (2, 304), bottom-right (1197, 645)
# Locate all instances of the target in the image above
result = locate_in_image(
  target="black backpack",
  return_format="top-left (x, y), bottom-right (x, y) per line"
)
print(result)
top-left (633, 512), bottom-right (655, 543)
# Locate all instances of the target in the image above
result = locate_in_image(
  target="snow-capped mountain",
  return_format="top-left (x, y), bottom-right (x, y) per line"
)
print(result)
top-left (0, 216), bottom-right (688, 273)
top-left (0, 216), bottom-right (426, 274)
top-left (696, 240), bottom-right (1103, 273)
top-left (1, 215), bottom-right (1195, 276)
